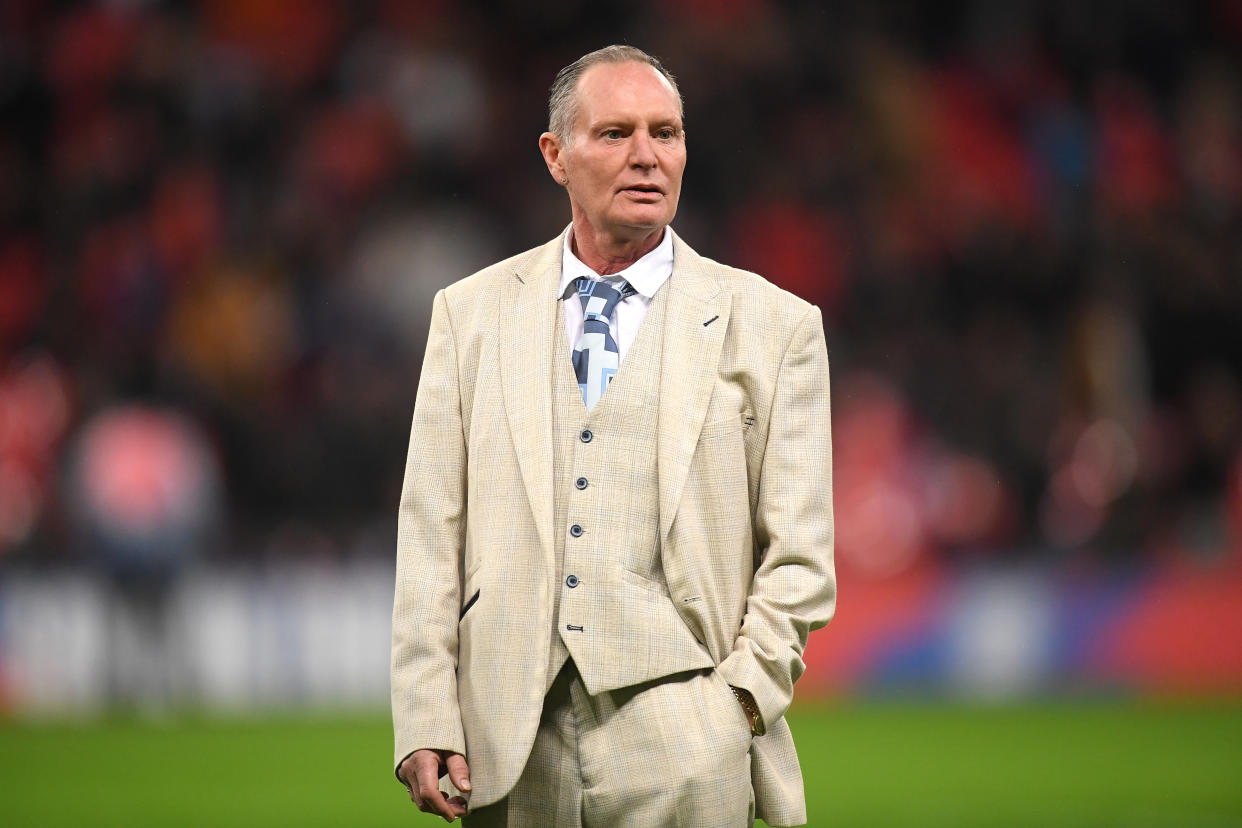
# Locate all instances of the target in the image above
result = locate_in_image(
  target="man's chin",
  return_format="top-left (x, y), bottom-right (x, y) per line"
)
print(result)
top-left (610, 208), bottom-right (674, 233)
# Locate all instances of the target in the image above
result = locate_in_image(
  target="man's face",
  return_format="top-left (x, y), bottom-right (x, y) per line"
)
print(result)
top-left (557, 62), bottom-right (686, 240)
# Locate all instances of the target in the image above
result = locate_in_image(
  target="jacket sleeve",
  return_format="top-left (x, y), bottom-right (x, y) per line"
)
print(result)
top-left (717, 304), bottom-right (836, 731)
top-left (391, 288), bottom-right (468, 775)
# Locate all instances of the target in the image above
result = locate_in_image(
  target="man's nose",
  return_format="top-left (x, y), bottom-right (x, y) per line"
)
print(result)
top-left (628, 132), bottom-right (657, 169)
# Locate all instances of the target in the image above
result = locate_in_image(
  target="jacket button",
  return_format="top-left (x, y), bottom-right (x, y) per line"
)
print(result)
top-left (566, 574), bottom-right (579, 588)
top-left (580, 429), bottom-right (593, 443)
top-left (569, 524), bottom-right (583, 537)
top-left (575, 477), bottom-right (588, 490)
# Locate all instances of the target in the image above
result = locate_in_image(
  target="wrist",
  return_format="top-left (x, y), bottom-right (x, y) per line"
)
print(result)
top-left (729, 685), bottom-right (765, 736)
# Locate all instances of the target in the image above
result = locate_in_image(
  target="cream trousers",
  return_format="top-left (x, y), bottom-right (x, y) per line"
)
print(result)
top-left (464, 660), bottom-right (755, 827)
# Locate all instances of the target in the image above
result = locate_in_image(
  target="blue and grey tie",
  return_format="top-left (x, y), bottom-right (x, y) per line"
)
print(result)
top-left (572, 276), bottom-right (637, 411)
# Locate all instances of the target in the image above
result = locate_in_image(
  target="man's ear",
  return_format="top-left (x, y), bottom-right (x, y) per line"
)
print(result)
top-left (539, 132), bottom-right (567, 185)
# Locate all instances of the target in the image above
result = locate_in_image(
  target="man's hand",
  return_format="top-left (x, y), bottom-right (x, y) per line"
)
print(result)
top-left (399, 749), bottom-right (471, 823)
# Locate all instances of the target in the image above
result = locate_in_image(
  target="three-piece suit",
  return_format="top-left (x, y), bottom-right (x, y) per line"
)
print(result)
top-left (391, 228), bottom-right (835, 826)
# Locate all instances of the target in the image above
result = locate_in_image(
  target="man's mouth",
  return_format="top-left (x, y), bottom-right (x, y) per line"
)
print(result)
top-left (621, 184), bottom-right (663, 196)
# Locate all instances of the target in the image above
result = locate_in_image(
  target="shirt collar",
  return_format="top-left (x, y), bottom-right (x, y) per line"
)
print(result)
top-left (558, 223), bottom-right (674, 300)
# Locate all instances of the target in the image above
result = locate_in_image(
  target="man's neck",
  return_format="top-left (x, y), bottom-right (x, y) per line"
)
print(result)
top-left (570, 221), bottom-right (665, 276)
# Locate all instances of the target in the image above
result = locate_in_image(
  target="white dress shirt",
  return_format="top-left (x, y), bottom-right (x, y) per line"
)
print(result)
top-left (558, 225), bottom-right (674, 363)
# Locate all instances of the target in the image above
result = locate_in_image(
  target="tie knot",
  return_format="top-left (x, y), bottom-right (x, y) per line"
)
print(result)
top-left (575, 277), bottom-right (636, 321)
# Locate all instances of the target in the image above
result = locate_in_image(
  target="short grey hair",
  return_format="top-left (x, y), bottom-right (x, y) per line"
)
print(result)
top-left (548, 45), bottom-right (684, 140)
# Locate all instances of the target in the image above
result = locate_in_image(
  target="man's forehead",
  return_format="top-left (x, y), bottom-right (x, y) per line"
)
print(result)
top-left (576, 61), bottom-right (681, 115)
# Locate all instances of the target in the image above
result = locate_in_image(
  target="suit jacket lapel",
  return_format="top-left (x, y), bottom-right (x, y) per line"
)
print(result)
top-left (658, 230), bottom-right (732, 543)
top-left (499, 233), bottom-right (563, 570)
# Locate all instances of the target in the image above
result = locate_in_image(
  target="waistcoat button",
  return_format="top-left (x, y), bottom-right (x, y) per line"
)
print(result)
top-left (569, 524), bottom-right (583, 537)
top-left (566, 574), bottom-right (579, 588)
top-left (575, 477), bottom-right (588, 490)
top-left (580, 429), bottom-right (593, 443)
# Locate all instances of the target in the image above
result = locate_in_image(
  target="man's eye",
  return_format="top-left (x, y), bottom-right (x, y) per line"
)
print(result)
top-left (603, 129), bottom-right (622, 139)
top-left (657, 129), bottom-right (675, 140)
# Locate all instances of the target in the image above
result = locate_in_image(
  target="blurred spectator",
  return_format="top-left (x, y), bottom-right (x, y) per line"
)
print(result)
top-left (65, 405), bottom-right (220, 572)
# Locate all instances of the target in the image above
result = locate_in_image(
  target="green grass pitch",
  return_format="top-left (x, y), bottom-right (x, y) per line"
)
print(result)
top-left (2, 702), bottom-right (1240, 827)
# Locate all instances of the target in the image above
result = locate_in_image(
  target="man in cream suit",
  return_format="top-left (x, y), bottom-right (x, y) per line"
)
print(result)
top-left (392, 45), bottom-right (834, 826)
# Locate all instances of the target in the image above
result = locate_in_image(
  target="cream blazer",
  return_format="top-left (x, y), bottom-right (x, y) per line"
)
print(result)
top-left (392, 229), bottom-right (835, 826)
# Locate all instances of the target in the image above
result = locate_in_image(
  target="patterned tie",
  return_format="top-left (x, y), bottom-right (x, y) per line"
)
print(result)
top-left (572, 276), bottom-right (637, 411)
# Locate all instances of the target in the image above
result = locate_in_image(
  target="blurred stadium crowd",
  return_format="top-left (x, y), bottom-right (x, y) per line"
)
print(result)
top-left (0, 0), bottom-right (1239, 580)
